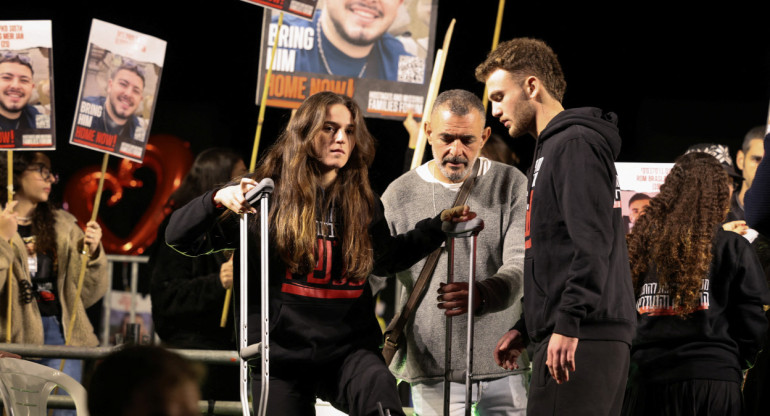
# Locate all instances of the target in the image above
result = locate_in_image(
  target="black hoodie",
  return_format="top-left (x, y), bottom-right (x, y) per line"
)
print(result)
top-left (164, 190), bottom-right (445, 367)
top-left (514, 107), bottom-right (636, 345)
top-left (630, 229), bottom-right (770, 384)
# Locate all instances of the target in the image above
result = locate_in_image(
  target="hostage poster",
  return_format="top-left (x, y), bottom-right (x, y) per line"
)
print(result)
top-left (0, 20), bottom-right (54, 150)
top-left (616, 162), bottom-right (673, 234)
top-left (256, 0), bottom-right (438, 120)
top-left (70, 19), bottom-right (166, 163)
top-left (241, 0), bottom-right (318, 19)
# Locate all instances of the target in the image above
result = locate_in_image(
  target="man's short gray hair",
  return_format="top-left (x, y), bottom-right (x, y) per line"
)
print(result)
top-left (431, 89), bottom-right (485, 122)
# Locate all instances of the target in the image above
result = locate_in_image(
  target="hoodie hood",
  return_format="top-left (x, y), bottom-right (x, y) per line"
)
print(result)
top-left (539, 107), bottom-right (622, 159)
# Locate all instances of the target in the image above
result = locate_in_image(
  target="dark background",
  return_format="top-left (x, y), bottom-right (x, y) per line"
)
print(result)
top-left (7, 1), bottom-right (770, 230)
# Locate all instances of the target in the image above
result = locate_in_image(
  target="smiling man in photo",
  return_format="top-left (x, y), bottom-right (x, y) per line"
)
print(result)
top-left (278, 0), bottom-right (415, 81)
top-left (83, 60), bottom-right (145, 141)
top-left (0, 52), bottom-right (47, 132)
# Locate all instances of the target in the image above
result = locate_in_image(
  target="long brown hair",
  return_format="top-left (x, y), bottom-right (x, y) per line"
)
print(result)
top-left (252, 91), bottom-right (376, 281)
top-left (627, 152), bottom-right (730, 316)
top-left (0, 152), bottom-right (58, 262)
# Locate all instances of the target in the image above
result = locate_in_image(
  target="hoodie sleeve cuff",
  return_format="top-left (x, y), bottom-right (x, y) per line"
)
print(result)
top-left (553, 311), bottom-right (581, 339)
top-left (511, 318), bottom-right (530, 347)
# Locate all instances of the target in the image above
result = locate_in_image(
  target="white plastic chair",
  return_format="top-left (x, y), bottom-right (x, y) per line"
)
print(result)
top-left (0, 357), bottom-right (89, 416)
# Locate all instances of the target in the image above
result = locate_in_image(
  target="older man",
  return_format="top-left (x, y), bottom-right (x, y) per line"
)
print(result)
top-left (381, 89), bottom-right (529, 415)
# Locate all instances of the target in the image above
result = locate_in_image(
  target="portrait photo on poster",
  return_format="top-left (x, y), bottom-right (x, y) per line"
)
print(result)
top-left (256, 0), bottom-right (438, 120)
top-left (72, 45), bottom-right (160, 161)
top-left (0, 20), bottom-right (55, 150)
top-left (616, 162), bottom-right (673, 234)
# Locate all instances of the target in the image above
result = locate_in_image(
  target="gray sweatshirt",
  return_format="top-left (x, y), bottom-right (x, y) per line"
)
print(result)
top-left (380, 158), bottom-right (529, 382)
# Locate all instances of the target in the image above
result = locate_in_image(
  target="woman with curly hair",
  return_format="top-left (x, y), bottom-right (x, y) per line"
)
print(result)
top-left (165, 91), bottom-right (472, 415)
top-left (622, 152), bottom-right (770, 415)
top-left (0, 152), bottom-right (107, 415)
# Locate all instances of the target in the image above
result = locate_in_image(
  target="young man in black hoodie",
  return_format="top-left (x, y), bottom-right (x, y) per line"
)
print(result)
top-left (475, 38), bottom-right (637, 415)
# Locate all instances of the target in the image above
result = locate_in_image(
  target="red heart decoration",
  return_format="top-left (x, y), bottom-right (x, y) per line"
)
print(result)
top-left (63, 134), bottom-right (193, 255)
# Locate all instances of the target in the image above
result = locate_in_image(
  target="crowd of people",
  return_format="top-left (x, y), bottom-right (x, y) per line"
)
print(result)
top-left (0, 34), bottom-right (768, 416)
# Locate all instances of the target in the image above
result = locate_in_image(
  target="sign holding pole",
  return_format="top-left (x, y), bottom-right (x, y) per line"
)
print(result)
top-left (0, 20), bottom-right (55, 150)
top-left (1, 19), bottom-right (55, 342)
top-left (61, 19), bottom-right (166, 356)
top-left (70, 19), bottom-right (166, 163)
top-left (255, 0), bottom-right (440, 121)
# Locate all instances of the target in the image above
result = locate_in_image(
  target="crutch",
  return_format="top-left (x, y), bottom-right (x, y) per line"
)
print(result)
top-left (442, 217), bottom-right (484, 416)
top-left (238, 178), bottom-right (275, 416)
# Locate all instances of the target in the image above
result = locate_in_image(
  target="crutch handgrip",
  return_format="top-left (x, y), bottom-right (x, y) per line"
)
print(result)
top-left (245, 178), bottom-right (275, 205)
top-left (241, 343), bottom-right (262, 360)
top-left (442, 218), bottom-right (484, 237)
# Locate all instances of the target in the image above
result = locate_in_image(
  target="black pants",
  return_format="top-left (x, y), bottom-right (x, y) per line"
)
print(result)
top-left (621, 378), bottom-right (742, 416)
top-left (251, 349), bottom-right (404, 416)
top-left (527, 337), bottom-right (630, 416)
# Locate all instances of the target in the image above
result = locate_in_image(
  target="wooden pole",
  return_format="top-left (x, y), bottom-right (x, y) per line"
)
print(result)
top-left (222, 12), bottom-right (285, 328)
top-left (60, 153), bottom-right (109, 371)
top-left (482, 0), bottom-right (506, 112)
top-left (5, 151), bottom-right (12, 343)
top-left (410, 19), bottom-right (456, 170)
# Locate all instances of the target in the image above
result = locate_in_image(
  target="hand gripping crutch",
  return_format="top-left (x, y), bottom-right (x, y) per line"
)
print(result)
top-left (442, 217), bottom-right (484, 416)
top-left (237, 178), bottom-right (275, 416)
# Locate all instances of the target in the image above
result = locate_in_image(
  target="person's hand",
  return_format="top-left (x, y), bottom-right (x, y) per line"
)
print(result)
top-left (723, 220), bottom-right (749, 235)
top-left (214, 177), bottom-right (259, 214)
top-left (220, 255), bottom-right (233, 289)
top-left (547, 333), bottom-right (579, 384)
top-left (84, 221), bottom-right (102, 256)
top-left (0, 201), bottom-right (18, 242)
top-left (403, 111), bottom-right (419, 149)
top-left (494, 329), bottom-right (525, 370)
top-left (440, 205), bottom-right (476, 223)
top-left (437, 282), bottom-right (481, 316)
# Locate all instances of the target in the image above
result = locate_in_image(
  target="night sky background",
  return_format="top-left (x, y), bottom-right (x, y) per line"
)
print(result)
top-left (6, 1), bottom-right (770, 250)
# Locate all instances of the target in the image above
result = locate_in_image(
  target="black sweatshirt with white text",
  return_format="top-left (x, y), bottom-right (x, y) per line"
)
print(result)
top-left (164, 189), bottom-right (445, 367)
top-left (630, 229), bottom-right (770, 384)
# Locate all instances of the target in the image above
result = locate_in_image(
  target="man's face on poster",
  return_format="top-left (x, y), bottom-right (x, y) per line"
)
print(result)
top-left (106, 68), bottom-right (144, 124)
top-left (325, 0), bottom-right (404, 46)
top-left (0, 61), bottom-right (35, 117)
top-left (629, 198), bottom-right (650, 223)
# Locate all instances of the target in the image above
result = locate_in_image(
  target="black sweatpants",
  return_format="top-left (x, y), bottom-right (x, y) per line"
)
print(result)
top-left (251, 348), bottom-right (404, 416)
top-left (527, 337), bottom-right (630, 416)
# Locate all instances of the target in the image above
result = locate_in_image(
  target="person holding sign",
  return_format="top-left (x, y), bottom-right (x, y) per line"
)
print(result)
top-left (82, 60), bottom-right (145, 141)
top-left (0, 152), bottom-right (108, 397)
top-left (165, 91), bottom-right (473, 415)
top-left (0, 52), bottom-right (45, 131)
top-left (277, 0), bottom-right (414, 81)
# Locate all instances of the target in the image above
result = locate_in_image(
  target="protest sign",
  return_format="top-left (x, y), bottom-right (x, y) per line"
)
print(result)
top-left (616, 162), bottom-right (674, 233)
top-left (256, 0), bottom-right (439, 120)
top-left (70, 19), bottom-right (166, 163)
top-left (0, 20), bottom-right (54, 150)
top-left (242, 0), bottom-right (318, 19)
